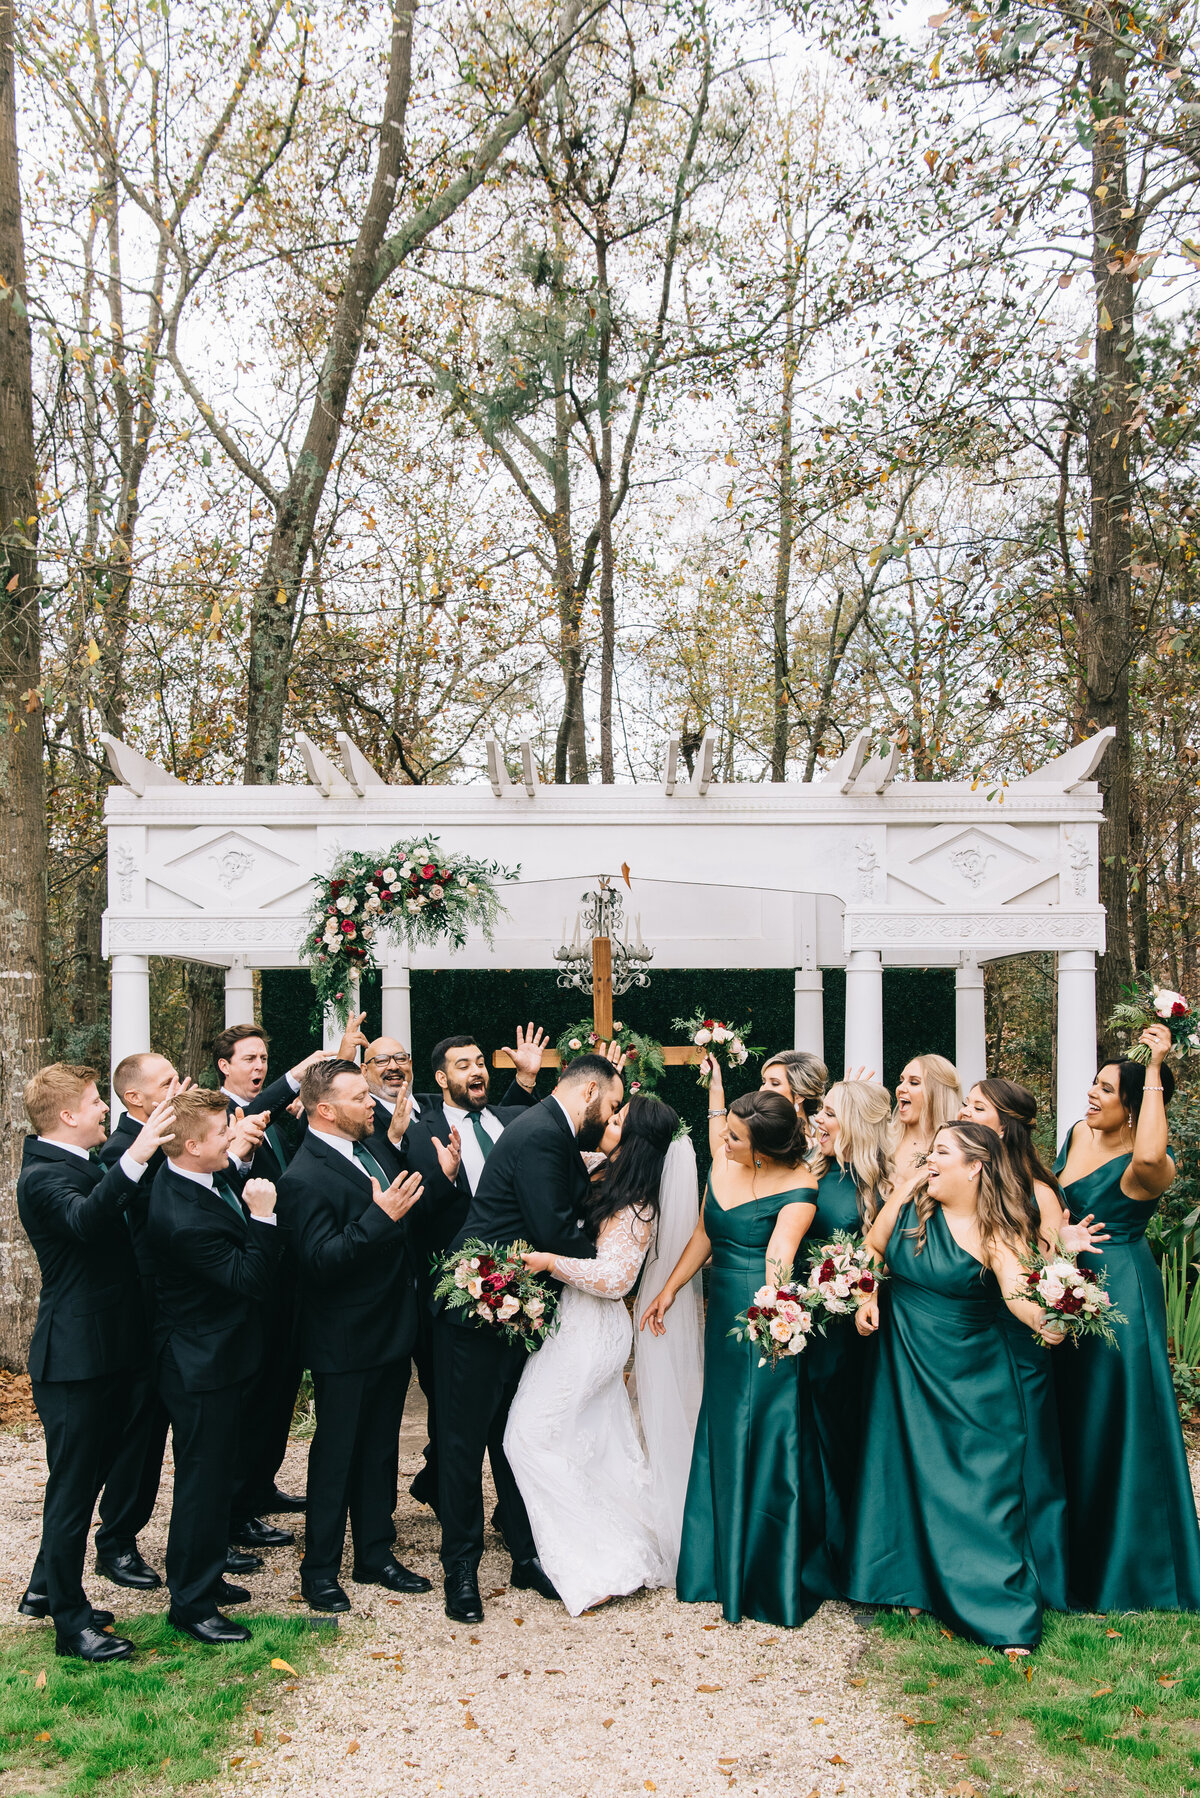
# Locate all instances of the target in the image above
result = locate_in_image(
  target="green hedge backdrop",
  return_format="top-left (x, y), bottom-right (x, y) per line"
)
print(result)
top-left (261, 965), bottom-right (954, 1147)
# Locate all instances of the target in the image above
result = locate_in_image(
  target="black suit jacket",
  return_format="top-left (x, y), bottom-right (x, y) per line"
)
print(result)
top-left (97, 1114), bottom-right (162, 1278)
top-left (224, 1073), bottom-right (299, 1183)
top-left (277, 1134), bottom-right (417, 1373)
top-left (18, 1138), bottom-right (146, 1382)
top-left (405, 1080), bottom-right (538, 1258)
top-left (146, 1162), bottom-right (281, 1392)
top-left (447, 1098), bottom-right (596, 1272)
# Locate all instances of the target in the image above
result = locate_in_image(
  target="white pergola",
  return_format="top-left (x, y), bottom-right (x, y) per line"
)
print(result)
top-left (100, 725), bottom-right (1113, 1143)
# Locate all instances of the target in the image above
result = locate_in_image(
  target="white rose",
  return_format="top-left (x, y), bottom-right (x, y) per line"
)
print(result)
top-left (415, 893), bottom-right (428, 907)
top-left (466, 882), bottom-right (479, 895)
top-left (1040, 1273), bottom-right (1066, 1306)
top-left (769, 1316), bottom-right (794, 1342)
top-left (364, 893), bottom-right (382, 912)
top-left (732, 1042), bottom-right (748, 1064)
top-left (753, 1285), bottom-right (777, 1308)
top-left (430, 883), bottom-right (445, 901)
top-left (454, 1265), bottom-right (470, 1289)
top-left (1154, 988), bottom-right (1186, 1018)
top-left (524, 1294), bottom-right (545, 1319)
top-left (497, 1294), bottom-right (520, 1322)
top-left (361, 924), bottom-right (374, 939)
top-left (612, 1020), bottom-right (624, 1034)
top-left (466, 1276), bottom-right (484, 1299)
top-left (336, 895), bottom-right (356, 914)
top-left (694, 1028), bottom-right (712, 1046)
top-left (712, 1025), bottom-right (728, 1043)
top-left (406, 898), bottom-right (421, 913)
top-left (382, 867), bottom-right (397, 883)
top-left (475, 1302), bottom-right (492, 1320)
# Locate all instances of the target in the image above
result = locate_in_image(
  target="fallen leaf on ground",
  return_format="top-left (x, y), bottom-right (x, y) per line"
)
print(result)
top-left (948, 1784), bottom-right (978, 1797)
top-left (346, 1739), bottom-right (360, 1753)
top-left (829, 1753), bottom-right (847, 1764)
top-left (1092, 1687), bottom-right (1113, 1697)
top-left (1106, 1629), bottom-right (1122, 1638)
top-left (277, 1733), bottom-right (291, 1744)
top-left (940, 1628), bottom-right (953, 1638)
top-left (703, 1624), bottom-right (719, 1631)
top-left (270, 1659), bottom-right (297, 1675)
top-left (545, 1668), bottom-right (564, 1675)
top-left (463, 1713), bottom-right (478, 1730)
top-left (602, 1718), bottom-right (614, 1728)
top-left (1158, 1677), bottom-right (1179, 1687)
top-left (514, 1618), bottom-right (524, 1626)
top-left (952, 1752), bottom-right (969, 1760)
top-left (253, 1729), bottom-right (263, 1745)
top-left (644, 1783), bottom-right (656, 1792)
top-left (650, 1677), bottom-right (664, 1686)
top-left (697, 1684), bottom-right (723, 1693)
top-left (34, 1731), bottom-right (50, 1743)
top-left (848, 1677), bottom-right (866, 1686)
top-left (34, 1671), bottom-right (46, 1689)
top-left (975, 1658), bottom-right (993, 1666)
top-left (230, 1758), bottom-right (244, 1769)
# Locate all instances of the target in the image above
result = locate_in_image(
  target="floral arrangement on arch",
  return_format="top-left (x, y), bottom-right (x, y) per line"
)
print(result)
top-left (305, 836), bottom-right (518, 1021)
top-left (555, 1019), bottom-right (666, 1092)
top-left (672, 1011), bottom-right (763, 1088)
top-left (1105, 976), bottom-right (1199, 1064)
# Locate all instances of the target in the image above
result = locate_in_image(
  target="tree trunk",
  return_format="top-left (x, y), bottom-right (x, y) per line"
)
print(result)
top-left (181, 964), bottom-right (225, 1086)
top-left (771, 177), bottom-right (799, 782)
top-left (596, 227), bottom-right (615, 785)
top-left (1081, 35), bottom-right (1137, 1046)
top-left (0, 4), bottom-right (49, 1368)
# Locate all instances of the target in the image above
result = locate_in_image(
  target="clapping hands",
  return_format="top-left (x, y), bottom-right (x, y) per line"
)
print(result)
top-left (371, 1169), bottom-right (423, 1222)
top-left (128, 1098), bottom-right (177, 1165)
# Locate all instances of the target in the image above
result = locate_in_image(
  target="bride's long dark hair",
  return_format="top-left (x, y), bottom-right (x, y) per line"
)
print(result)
top-left (582, 1092), bottom-right (679, 1239)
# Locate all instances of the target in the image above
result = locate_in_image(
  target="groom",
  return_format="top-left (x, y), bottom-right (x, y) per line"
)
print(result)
top-left (434, 1053), bottom-right (625, 1623)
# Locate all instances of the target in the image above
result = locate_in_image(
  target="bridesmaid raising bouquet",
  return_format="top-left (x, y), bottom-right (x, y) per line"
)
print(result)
top-left (846, 1121), bottom-right (1063, 1651)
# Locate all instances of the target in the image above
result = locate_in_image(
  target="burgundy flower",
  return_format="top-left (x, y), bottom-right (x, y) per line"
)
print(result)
top-left (858, 1272), bottom-right (875, 1294)
top-left (379, 889), bottom-right (392, 902)
top-left (340, 920), bottom-right (356, 934)
top-left (421, 862), bottom-right (437, 879)
top-left (819, 1257), bottom-right (836, 1282)
top-left (1172, 1000), bottom-right (1188, 1017)
top-left (330, 879), bottom-right (345, 896)
top-left (747, 1306), bottom-right (760, 1320)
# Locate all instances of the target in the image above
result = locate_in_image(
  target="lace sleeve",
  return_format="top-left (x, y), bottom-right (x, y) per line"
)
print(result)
top-left (550, 1208), bottom-right (652, 1298)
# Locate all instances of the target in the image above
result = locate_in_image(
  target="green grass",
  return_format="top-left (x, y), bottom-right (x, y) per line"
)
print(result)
top-left (0, 1612), bottom-right (327, 1795)
top-left (859, 1607), bottom-right (1200, 1797)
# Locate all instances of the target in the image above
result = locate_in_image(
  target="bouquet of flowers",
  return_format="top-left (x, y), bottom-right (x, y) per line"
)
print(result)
top-left (1008, 1243), bottom-right (1125, 1349)
top-left (801, 1231), bottom-right (883, 1316)
top-left (729, 1282), bottom-right (815, 1368)
top-left (432, 1240), bottom-right (559, 1353)
top-left (305, 836), bottom-right (517, 1021)
top-left (672, 1012), bottom-right (763, 1087)
top-left (1105, 976), bottom-right (1200, 1064)
top-left (556, 1018), bottom-right (665, 1093)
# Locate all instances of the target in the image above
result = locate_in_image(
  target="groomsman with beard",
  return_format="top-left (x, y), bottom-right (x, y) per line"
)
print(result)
top-left (401, 1026), bottom-right (547, 1510)
top-left (435, 1053), bottom-right (625, 1623)
top-left (17, 1064), bottom-right (174, 1659)
top-left (278, 1060), bottom-right (433, 1612)
top-left (148, 1091), bottom-right (282, 1644)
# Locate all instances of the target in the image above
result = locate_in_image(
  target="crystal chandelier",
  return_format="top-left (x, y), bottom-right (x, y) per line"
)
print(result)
top-left (553, 876), bottom-right (653, 997)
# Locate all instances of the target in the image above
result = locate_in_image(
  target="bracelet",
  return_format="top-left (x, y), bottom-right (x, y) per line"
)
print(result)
top-left (709, 1107), bottom-right (727, 1117)
top-left (1143, 1083), bottom-right (1163, 1093)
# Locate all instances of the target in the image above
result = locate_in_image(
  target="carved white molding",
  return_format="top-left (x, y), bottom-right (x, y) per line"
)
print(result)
top-left (853, 836), bottom-right (882, 902)
top-left (843, 910), bottom-right (1105, 953)
top-left (211, 846), bottom-right (256, 890)
top-left (949, 845), bottom-right (997, 890)
top-left (106, 917), bottom-right (308, 952)
top-left (113, 844), bottom-right (138, 902)
top-left (1066, 831), bottom-right (1094, 899)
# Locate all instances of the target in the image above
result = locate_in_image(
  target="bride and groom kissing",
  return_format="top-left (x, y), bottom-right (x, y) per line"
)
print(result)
top-left (433, 1050), bottom-right (702, 1623)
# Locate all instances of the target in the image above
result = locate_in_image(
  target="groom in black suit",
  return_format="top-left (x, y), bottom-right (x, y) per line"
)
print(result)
top-left (435, 1053), bottom-right (624, 1623)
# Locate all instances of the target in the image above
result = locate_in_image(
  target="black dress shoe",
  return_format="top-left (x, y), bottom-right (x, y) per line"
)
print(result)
top-left (230, 1517), bottom-right (294, 1549)
top-left (95, 1548), bottom-right (162, 1589)
top-left (56, 1625), bottom-right (134, 1661)
top-left (225, 1548), bottom-right (263, 1575)
top-left (169, 1609), bottom-right (251, 1645)
top-left (18, 1589), bottom-right (114, 1628)
top-left (213, 1580), bottom-right (251, 1606)
top-left (259, 1486), bottom-right (306, 1514)
top-left (444, 1567), bottom-right (483, 1624)
top-left (511, 1558), bottom-right (560, 1602)
top-left (300, 1576), bottom-right (350, 1614)
top-left (352, 1558), bottom-right (432, 1595)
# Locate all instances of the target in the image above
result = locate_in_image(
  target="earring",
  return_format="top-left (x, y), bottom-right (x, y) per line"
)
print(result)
top-left (1126, 1111), bottom-right (1134, 1132)
top-left (755, 1156), bottom-right (762, 1169)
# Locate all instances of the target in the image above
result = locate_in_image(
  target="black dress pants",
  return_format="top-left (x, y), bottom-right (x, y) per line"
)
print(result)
top-left (411, 1288), bottom-right (438, 1491)
top-left (158, 1351), bottom-right (247, 1622)
top-left (232, 1270), bottom-right (303, 1517)
top-left (94, 1368), bottom-right (170, 1557)
top-left (31, 1370), bottom-right (130, 1636)
top-left (433, 1314), bottom-right (536, 1575)
top-left (302, 1360), bottom-right (409, 1580)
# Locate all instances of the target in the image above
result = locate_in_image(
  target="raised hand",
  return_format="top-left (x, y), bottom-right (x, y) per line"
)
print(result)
top-left (371, 1169), bottom-right (423, 1222)
top-left (639, 1286), bottom-right (675, 1337)
top-left (335, 1010), bottom-right (370, 1063)
top-left (595, 1040), bottom-right (628, 1073)
top-left (387, 1086), bottom-right (413, 1146)
top-left (700, 1052), bottom-right (723, 1091)
top-left (229, 1106), bottom-right (268, 1163)
top-left (128, 1097), bottom-right (176, 1164)
top-left (433, 1125), bottom-right (462, 1183)
top-left (167, 1074), bottom-right (195, 1099)
top-left (1057, 1214), bottom-right (1110, 1255)
top-left (242, 1178), bottom-right (277, 1217)
top-left (844, 1064), bottom-right (877, 1084)
top-left (504, 1022), bottom-right (549, 1088)
top-left (1139, 1022), bottom-right (1172, 1066)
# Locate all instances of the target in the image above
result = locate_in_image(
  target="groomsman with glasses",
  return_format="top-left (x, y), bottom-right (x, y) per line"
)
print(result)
top-left (147, 1090), bottom-right (282, 1644)
top-left (17, 1064), bottom-right (175, 1660)
top-left (278, 1059), bottom-right (438, 1612)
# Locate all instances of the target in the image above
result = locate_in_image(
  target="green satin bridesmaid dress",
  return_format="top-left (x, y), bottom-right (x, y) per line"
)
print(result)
top-left (996, 1298), bottom-right (1070, 1612)
top-left (806, 1165), bottom-right (871, 1578)
top-left (1053, 1137), bottom-right (1200, 1612)
top-left (845, 1201), bottom-right (1042, 1648)
top-left (676, 1179), bottom-right (830, 1627)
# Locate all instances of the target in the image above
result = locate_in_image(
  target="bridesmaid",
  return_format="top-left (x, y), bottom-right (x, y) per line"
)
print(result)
top-left (959, 1079), bottom-right (1107, 1613)
top-left (891, 1054), bottom-right (962, 1187)
top-left (760, 1050), bottom-right (828, 1131)
top-left (807, 1079), bottom-right (892, 1573)
top-left (640, 1060), bottom-right (827, 1627)
top-left (1053, 1024), bottom-right (1200, 1613)
top-left (846, 1121), bottom-right (1063, 1650)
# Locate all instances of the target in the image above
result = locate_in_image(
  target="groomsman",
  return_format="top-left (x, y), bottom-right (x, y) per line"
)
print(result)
top-left (360, 1034), bottom-right (422, 1160)
top-left (436, 1053), bottom-right (623, 1623)
top-left (17, 1063), bottom-right (173, 1660)
top-left (402, 1026), bottom-right (546, 1509)
top-left (147, 1091), bottom-right (281, 1644)
top-left (278, 1060), bottom-right (430, 1612)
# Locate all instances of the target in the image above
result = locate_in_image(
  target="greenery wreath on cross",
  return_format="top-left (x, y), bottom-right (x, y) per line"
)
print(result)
top-left (305, 835), bottom-right (519, 1021)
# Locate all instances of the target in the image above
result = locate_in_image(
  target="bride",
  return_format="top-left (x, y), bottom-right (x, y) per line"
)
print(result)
top-left (504, 1093), bottom-right (704, 1616)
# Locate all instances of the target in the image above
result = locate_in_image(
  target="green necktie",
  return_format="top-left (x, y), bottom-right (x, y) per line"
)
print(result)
top-left (264, 1122), bottom-right (287, 1168)
top-left (352, 1142), bottom-right (390, 1187)
top-left (213, 1177), bottom-right (245, 1222)
top-left (470, 1113), bottom-right (494, 1163)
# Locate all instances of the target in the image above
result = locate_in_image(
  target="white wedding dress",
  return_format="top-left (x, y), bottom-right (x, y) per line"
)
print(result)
top-left (504, 1139), bottom-right (704, 1617)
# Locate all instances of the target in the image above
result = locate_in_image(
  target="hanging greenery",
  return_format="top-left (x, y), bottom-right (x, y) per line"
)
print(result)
top-left (555, 1017), bottom-right (666, 1092)
top-left (304, 835), bottom-right (518, 1022)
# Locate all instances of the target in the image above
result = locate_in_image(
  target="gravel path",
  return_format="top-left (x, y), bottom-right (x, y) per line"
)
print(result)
top-left (0, 1397), bottom-right (928, 1798)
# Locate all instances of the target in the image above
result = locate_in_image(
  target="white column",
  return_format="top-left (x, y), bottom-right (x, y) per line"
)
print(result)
top-left (794, 969), bottom-right (824, 1060)
top-left (381, 949), bottom-right (412, 1050)
top-left (110, 953), bottom-right (151, 1114)
top-left (1056, 949), bottom-right (1097, 1151)
top-left (843, 949), bottom-right (884, 1079)
top-left (224, 960), bottom-right (256, 1027)
top-left (955, 956), bottom-right (987, 1094)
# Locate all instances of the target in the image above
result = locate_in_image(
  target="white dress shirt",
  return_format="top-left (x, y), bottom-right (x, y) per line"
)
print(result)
top-left (307, 1126), bottom-right (357, 1164)
top-left (551, 1095), bottom-right (577, 1137)
top-left (443, 1103), bottom-right (504, 1195)
top-left (40, 1136), bottom-right (146, 1185)
top-left (166, 1157), bottom-right (276, 1223)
